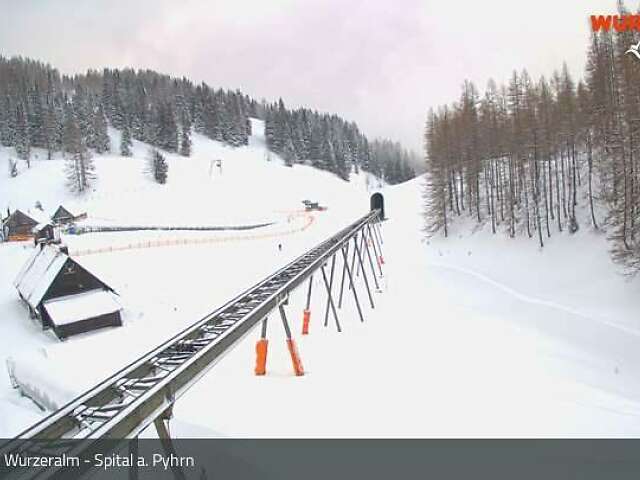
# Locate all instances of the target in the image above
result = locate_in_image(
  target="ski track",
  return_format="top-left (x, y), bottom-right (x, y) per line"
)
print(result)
top-left (428, 261), bottom-right (640, 338)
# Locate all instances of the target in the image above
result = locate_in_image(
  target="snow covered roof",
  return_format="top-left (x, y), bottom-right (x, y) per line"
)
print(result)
top-left (43, 289), bottom-right (121, 326)
top-left (14, 245), bottom-right (68, 310)
top-left (28, 209), bottom-right (51, 225)
top-left (32, 222), bottom-right (54, 233)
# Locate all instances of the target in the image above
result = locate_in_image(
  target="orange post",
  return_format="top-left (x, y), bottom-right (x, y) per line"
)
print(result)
top-left (286, 339), bottom-right (305, 376)
top-left (302, 309), bottom-right (311, 335)
top-left (254, 339), bottom-right (268, 375)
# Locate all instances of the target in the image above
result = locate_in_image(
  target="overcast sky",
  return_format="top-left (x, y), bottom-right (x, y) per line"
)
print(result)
top-left (0, 0), bottom-right (621, 151)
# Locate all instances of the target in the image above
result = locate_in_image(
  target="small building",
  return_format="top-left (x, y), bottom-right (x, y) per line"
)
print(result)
top-left (14, 244), bottom-right (122, 339)
top-left (51, 206), bottom-right (86, 225)
top-left (33, 223), bottom-right (60, 245)
top-left (2, 210), bottom-right (39, 241)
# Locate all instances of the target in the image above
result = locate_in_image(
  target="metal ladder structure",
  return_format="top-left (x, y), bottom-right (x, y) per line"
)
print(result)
top-left (1, 210), bottom-right (385, 480)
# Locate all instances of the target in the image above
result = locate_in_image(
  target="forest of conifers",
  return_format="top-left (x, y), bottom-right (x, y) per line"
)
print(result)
top-left (423, 3), bottom-right (640, 272)
top-left (0, 55), bottom-right (416, 191)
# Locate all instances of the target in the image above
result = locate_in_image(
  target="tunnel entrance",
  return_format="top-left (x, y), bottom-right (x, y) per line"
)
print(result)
top-left (370, 193), bottom-right (385, 220)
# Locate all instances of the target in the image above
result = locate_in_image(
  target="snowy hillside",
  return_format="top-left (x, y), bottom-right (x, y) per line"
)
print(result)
top-left (0, 119), bottom-right (382, 435)
top-left (2, 119), bottom-right (640, 438)
top-left (0, 119), bottom-right (381, 227)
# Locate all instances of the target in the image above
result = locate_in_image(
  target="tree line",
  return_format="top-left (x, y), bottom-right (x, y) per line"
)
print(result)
top-left (0, 55), bottom-right (416, 193)
top-left (0, 56), bottom-right (255, 190)
top-left (423, 1), bottom-right (640, 272)
top-left (264, 99), bottom-right (416, 183)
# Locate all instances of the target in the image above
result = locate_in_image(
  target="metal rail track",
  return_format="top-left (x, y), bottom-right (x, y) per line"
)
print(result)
top-left (1, 210), bottom-right (382, 479)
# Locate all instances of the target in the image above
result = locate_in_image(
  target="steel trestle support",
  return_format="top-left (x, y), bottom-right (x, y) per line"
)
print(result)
top-left (0, 210), bottom-right (384, 480)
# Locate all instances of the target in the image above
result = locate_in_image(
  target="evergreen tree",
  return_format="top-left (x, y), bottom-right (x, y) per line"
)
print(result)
top-left (91, 104), bottom-right (110, 153)
top-left (14, 102), bottom-right (30, 162)
top-left (149, 148), bottom-right (168, 184)
top-left (27, 84), bottom-right (44, 148)
top-left (180, 126), bottom-right (192, 157)
top-left (157, 102), bottom-right (178, 152)
top-left (63, 109), bottom-right (95, 193)
top-left (282, 136), bottom-right (296, 167)
top-left (43, 97), bottom-right (59, 159)
top-left (179, 108), bottom-right (192, 157)
top-left (0, 96), bottom-right (13, 147)
top-left (120, 122), bottom-right (132, 156)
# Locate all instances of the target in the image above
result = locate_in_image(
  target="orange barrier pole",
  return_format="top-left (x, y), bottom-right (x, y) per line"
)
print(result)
top-left (302, 274), bottom-right (313, 335)
top-left (255, 318), bottom-right (269, 376)
top-left (254, 339), bottom-right (268, 375)
top-left (286, 339), bottom-right (305, 376)
top-left (302, 309), bottom-right (311, 335)
top-left (279, 305), bottom-right (305, 376)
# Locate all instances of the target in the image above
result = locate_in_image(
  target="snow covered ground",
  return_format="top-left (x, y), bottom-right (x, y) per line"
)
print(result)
top-left (0, 119), bottom-right (381, 436)
top-left (169, 179), bottom-right (640, 437)
top-left (2, 119), bottom-right (640, 437)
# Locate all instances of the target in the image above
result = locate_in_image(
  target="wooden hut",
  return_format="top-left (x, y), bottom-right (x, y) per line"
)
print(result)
top-left (33, 223), bottom-right (60, 245)
top-left (14, 244), bottom-right (122, 339)
top-left (2, 210), bottom-right (39, 241)
top-left (51, 206), bottom-right (86, 225)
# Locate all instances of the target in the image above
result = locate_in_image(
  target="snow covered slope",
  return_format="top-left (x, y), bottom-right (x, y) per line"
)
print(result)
top-left (0, 119), bottom-right (381, 436)
top-left (169, 177), bottom-right (640, 437)
top-left (0, 120), bottom-right (379, 227)
top-left (2, 120), bottom-right (640, 438)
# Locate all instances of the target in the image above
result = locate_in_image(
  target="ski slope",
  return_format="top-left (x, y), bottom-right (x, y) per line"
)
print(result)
top-left (168, 179), bottom-right (640, 437)
top-left (2, 120), bottom-right (640, 437)
top-left (0, 119), bottom-right (382, 436)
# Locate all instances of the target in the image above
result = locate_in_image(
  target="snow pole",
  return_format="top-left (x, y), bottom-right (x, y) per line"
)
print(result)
top-left (254, 318), bottom-right (269, 376)
top-left (279, 305), bottom-right (304, 376)
top-left (302, 274), bottom-right (313, 335)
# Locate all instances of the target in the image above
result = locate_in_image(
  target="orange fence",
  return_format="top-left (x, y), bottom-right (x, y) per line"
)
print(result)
top-left (70, 213), bottom-right (315, 257)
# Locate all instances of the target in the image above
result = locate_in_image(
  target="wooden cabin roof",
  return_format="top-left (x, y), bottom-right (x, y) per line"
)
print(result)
top-left (52, 206), bottom-right (75, 220)
top-left (14, 244), bottom-right (116, 311)
top-left (3, 210), bottom-right (38, 228)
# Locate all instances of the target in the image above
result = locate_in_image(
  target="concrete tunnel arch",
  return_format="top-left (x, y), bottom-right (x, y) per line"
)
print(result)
top-left (370, 192), bottom-right (385, 220)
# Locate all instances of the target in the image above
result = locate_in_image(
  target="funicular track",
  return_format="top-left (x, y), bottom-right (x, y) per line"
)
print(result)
top-left (1, 210), bottom-right (385, 480)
